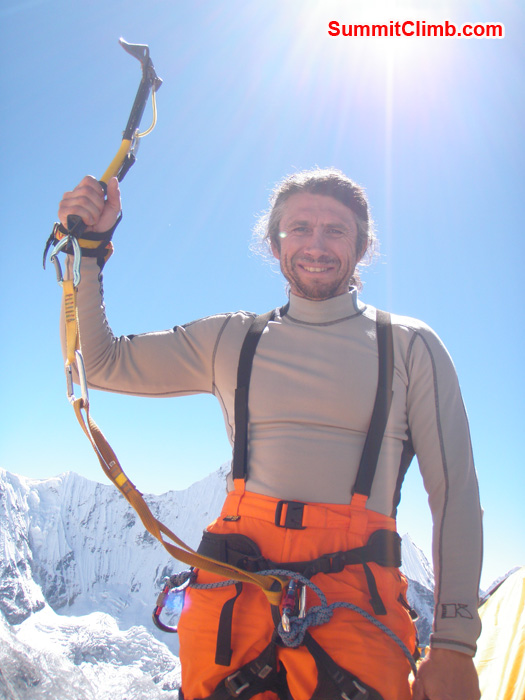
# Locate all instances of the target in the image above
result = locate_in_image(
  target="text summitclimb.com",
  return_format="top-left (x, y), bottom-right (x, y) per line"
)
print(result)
top-left (328, 20), bottom-right (505, 39)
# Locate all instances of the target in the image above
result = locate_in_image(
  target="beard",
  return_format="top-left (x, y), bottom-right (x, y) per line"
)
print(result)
top-left (282, 254), bottom-right (353, 301)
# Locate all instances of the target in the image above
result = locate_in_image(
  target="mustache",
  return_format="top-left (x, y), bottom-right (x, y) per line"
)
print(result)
top-left (293, 255), bottom-right (338, 265)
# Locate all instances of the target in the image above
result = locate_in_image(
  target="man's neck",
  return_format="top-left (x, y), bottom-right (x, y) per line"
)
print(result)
top-left (286, 289), bottom-right (365, 324)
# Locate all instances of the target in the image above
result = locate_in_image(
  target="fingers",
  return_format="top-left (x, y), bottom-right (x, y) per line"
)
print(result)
top-left (58, 176), bottom-right (104, 230)
top-left (105, 177), bottom-right (121, 213)
top-left (58, 176), bottom-right (121, 233)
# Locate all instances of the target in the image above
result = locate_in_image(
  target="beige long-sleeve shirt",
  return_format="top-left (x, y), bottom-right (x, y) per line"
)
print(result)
top-left (63, 256), bottom-right (483, 655)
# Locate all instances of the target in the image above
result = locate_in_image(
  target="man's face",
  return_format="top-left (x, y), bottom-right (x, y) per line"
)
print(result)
top-left (271, 192), bottom-right (363, 301)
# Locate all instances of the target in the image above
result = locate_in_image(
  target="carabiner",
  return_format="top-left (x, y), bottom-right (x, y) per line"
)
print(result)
top-left (50, 234), bottom-right (82, 288)
top-left (281, 578), bottom-right (306, 633)
top-left (152, 571), bottom-right (195, 634)
top-left (66, 349), bottom-right (89, 409)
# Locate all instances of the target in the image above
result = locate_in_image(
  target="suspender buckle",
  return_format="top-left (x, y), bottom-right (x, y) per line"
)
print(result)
top-left (275, 500), bottom-right (306, 529)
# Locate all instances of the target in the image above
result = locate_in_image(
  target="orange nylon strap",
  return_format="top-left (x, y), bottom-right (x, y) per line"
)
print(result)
top-left (60, 263), bottom-right (285, 604)
top-left (226, 477), bottom-right (246, 517)
top-left (347, 492), bottom-right (369, 536)
top-left (70, 397), bottom-right (286, 605)
top-left (62, 279), bottom-right (79, 365)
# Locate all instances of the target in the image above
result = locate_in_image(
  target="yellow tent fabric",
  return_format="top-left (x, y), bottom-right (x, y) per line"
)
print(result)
top-left (475, 567), bottom-right (525, 700)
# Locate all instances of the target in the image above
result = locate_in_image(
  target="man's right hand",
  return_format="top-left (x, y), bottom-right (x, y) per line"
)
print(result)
top-left (58, 176), bottom-right (121, 233)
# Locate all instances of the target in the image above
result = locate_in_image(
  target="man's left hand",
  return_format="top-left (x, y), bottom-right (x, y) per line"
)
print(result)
top-left (412, 648), bottom-right (480, 700)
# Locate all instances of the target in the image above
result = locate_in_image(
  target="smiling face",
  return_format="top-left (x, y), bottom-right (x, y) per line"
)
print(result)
top-left (271, 192), bottom-right (364, 301)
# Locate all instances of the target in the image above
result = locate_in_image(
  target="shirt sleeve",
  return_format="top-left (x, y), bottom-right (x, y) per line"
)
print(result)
top-left (405, 322), bottom-right (483, 656)
top-left (60, 256), bottom-right (234, 399)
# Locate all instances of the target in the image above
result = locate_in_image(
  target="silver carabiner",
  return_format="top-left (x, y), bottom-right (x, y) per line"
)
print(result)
top-left (130, 127), bottom-right (142, 158)
top-left (65, 349), bottom-right (89, 409)
top-left (50, 235), bottom-right (82, 288)
top-left (299, 582), bottom-right (307, 618)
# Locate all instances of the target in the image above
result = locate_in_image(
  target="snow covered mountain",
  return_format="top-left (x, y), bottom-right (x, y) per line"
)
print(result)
top-left (399, 534), bottom-right (436, 646)
top-left (0, 606), bottom-right (180, 700)
top-left (1, 465), bottom-right (437, 698)
top-left (0, 466), bottom-right (228, 642)
top-left (0, 465), bottom-right (228, 699)
top-left (400, 534), bottom-right (434, 591)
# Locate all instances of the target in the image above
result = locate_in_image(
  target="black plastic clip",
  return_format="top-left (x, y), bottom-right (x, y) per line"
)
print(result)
top-left (274, 500), bottom-right (306, 529)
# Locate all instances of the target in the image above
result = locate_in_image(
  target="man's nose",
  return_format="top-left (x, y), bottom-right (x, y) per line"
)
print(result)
top-left (304, 228), bottom-right (328, 253)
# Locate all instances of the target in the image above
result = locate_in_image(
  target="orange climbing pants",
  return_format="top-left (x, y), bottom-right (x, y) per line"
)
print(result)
top-left (178, 489), bottom-right (416, 700)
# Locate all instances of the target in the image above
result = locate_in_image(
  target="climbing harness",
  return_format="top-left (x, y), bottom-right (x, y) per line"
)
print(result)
top-left (154, 307), bottom-right (419, 699)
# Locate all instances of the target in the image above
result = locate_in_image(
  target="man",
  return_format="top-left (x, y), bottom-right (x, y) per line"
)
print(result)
top-left (58, 169), bottom-right (482, 700)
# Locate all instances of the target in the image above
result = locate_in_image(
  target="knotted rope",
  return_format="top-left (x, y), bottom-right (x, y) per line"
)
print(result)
top-left (191, 568), bottom-right (418, 674)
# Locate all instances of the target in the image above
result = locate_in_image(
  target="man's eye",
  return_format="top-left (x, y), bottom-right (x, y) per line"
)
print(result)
top-left (328, 228), bottom-right (344, 236)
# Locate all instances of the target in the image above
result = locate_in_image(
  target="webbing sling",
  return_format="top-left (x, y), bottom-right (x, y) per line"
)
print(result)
top-left (69, 398), bottom-right (286, 604)
top-left (59, 307), bottom-right (287, 605)
top-left (304, 631), bottom-right (384, 700)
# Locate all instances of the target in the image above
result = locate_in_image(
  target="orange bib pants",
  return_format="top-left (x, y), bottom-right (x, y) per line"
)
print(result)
top-left (178, 489), bottom-right (417, 700)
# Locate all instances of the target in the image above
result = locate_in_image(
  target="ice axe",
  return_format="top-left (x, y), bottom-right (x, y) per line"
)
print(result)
top-left (43, 38), bottom-right (162, 270)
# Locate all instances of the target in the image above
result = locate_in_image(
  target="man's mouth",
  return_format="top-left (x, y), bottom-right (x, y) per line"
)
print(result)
top-left (297, 261), bottom-right (336, 274)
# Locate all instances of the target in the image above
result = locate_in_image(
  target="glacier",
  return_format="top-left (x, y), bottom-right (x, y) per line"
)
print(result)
top-left (0, 465), bottom-right (438, 699)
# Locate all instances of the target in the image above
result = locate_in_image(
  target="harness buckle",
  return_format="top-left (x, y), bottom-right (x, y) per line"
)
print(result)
top-left (326, 552), bottom-right (345, 574)
top-left (225, 670), bottom-right (250, 697)
top-left (275, 500), bottom-right (306, 529)
top-left (341, 679), bottom-right (369, 698)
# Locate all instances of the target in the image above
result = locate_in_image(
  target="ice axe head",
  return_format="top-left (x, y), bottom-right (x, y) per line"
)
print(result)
top-left (119, 38), bottom-right (163, 92)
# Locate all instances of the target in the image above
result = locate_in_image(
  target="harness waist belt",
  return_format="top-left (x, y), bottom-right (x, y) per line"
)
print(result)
top-left (197, 528), bottom-right (402, 577)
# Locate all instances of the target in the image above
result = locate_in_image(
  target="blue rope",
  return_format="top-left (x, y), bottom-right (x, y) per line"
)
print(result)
top-left (191, 568), bottom-right (417, 674)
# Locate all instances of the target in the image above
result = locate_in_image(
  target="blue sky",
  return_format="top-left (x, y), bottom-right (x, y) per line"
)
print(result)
top-left (0, 0), bottom-right (523, 589)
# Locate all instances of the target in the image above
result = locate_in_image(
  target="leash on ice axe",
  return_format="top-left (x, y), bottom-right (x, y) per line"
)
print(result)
top-left (43, 40), bottom-right (288, 608)
top-left (43, 38), bottom-right (163, 278)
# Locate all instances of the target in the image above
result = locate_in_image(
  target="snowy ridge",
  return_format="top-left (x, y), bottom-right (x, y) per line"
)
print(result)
top-left (399, 534), bottom-right (435, 646)
top-left (400, 533), bottom-right (435, 590)
top-left (478, 566), bottom-right (521, 606)
top-left (0, 470), bottom-right (46, 623)
top-left (0, 465), bottom-right (229, 644)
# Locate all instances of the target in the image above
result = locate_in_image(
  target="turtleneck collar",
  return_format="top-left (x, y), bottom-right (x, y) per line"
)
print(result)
top-left (286, 288), bottom-right (366, 324)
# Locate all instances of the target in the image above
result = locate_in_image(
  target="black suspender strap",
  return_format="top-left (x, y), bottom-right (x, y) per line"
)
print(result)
top-left (232, 305), bottom-right (393, 497)
top-left (352, 309), bottom-right (394, 498)
top-left (232, 306), bottom-right (288, 481)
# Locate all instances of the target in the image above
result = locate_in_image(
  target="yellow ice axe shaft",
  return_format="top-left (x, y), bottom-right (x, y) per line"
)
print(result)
top-left (67, 38), bottom-right (162, 234)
